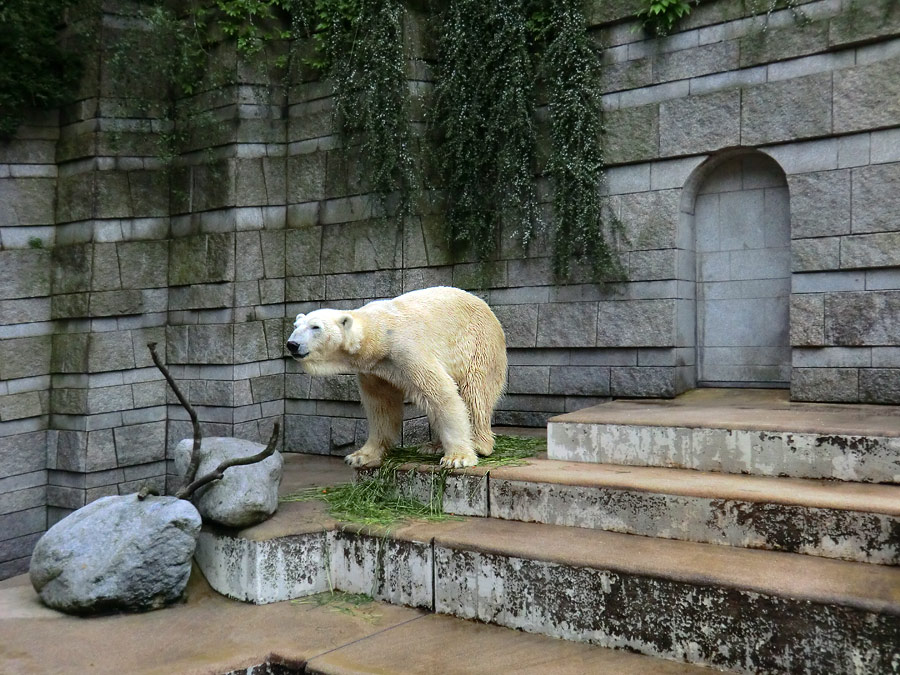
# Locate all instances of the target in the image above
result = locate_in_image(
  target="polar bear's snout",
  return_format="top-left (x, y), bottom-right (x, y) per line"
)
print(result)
top-left (285, 340), bottom-right (308, 358)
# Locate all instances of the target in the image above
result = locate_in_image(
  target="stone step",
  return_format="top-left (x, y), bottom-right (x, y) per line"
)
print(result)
top-left (195, 501), bottom-right (900, 674)
top-left (385, 457), bottom-right (900, 564)
top-left (547, 389), bottom-right (900, 483)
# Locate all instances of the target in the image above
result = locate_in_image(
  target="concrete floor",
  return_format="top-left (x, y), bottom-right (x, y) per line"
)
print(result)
top-left (0, 568), bottom-right (708, 674)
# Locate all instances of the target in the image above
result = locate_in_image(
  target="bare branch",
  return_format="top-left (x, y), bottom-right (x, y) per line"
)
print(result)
top-left (147, 341), bottom-right (203, 486)
top-left (136, 485), bottom-right (159, 500)
top-left (175, 422), bottom-right (280, 501)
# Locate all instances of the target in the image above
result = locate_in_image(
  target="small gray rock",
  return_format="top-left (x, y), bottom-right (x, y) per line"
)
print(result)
top-left (29, 495), bottom-right (201, 615)
top-left (175, 437), bottom-right (283, 528)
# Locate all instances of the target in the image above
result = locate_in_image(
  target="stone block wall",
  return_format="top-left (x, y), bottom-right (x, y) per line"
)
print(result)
top-left (1, 0), bottom-right (899, 577)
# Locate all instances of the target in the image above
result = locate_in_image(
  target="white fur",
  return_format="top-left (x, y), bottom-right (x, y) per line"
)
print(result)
top-left (287, 287), bottom-right (507, 468)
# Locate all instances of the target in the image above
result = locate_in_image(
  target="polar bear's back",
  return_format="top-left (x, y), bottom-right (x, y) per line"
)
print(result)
top-left (361, 286), bottom-right (506, 383)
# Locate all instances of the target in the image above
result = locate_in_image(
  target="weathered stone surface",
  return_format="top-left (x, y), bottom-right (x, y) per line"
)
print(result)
top-left (829, 0), bottom-right (900, 46)
top-left (859, 368), bottom-right (900, 405)
top-left (597, 299), bottom-right (674, 347)
top-left (114, 421), bottom-right (167, 466)
top-left (825, 292), bottom-right (900, 346)
top-left (0, 335), bottom-right (51, 381)
top-left (602, 105), bottom-right (659, 165)
top-left (739, 19), bottom-right (828, 68)
top-left (87, 331), bottom-right (136, 372)
top-left (0, 178), bottom-right (55, 226)
top-left (660, 90), bottom-right (741, 157)
top-left (654, 41), bottom-right (739, 84)
top-left (537, 303), bottom-right (598, 348)
top-left (117, 241), bottom-right (169, 289)
top-left (841, 232), bottom-right (900, 269)
top-left (0, 249), bottom-right (51, 300)
top-left (834, 57), bottom-right (900, 134)
top-left (787, 171), bottom-right (851, 238)
top-left (610, 366), bottom-right (676, 397)
top-left (850, 163), bottom-right (900, 235)
top-left (792, 237), bottom-right (840, 273)
top-left (169, 233), bottom-right (235, 286)
top-left (600, 59), bottom-right (652, 94)
top-left (790, 294), bottom-right (825, 346)
top-left (174, 437), bottom-right (283, 528)
top-left (791, 368), bottom-right (859, 403)
top-left (493, 304), bottom-right (538, 349)
top-left (29, 494), bottom-right (200, 614)
top-left (616, 190), bottom-right (679, 250)
top-left (0, 431), bottom-right (47, 478)
top-left (742, 73), bottom-right (832, 146)
top-left (549, 366), bottom-right (610, 396)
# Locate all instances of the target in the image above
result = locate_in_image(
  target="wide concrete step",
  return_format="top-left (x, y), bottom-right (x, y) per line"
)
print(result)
top-left (547, 389), bottom-right (900, 483)
top-left (195, 498), bottom-right (900, 674)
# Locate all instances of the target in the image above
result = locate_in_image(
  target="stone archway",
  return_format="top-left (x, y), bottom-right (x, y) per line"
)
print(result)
top-left (682, 151), bottom-right (791, 388)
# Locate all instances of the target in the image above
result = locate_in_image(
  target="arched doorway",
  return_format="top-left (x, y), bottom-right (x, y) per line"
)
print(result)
top-left (683, 151), bottom-right (791, 388)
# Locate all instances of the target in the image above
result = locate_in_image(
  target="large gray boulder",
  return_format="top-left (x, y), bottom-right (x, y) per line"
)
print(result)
top-left (174, 437), bottom-right (283, 528)
top-left (29, 495), bottom-right (201, 615)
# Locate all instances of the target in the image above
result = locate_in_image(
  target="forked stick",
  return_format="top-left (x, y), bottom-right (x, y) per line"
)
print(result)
top-left (175, 423), bottom-right (280, 500)
top-left (147, 342), bottom-right (203, 486)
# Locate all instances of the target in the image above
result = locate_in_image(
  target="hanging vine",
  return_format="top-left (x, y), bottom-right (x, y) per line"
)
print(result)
top-left (430, 0), bottom-right (539, 260)
top-left (544, 0), bottom-right (622, 279)
top-left (309, 0), bottom-right (415, 215)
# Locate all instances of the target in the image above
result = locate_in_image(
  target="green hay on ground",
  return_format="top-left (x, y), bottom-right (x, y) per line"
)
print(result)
top-left (292, 590), bottom-right (380, 622)
top-left (280, 434), bottom-right (543, 527)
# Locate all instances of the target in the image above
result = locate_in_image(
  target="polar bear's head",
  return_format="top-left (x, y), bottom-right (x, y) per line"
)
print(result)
top-left (286, 309), bottom-right (362, 374)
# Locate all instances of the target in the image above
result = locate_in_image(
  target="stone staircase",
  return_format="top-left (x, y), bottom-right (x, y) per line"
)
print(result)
top-left (195, 389), bottom-right (900, 674)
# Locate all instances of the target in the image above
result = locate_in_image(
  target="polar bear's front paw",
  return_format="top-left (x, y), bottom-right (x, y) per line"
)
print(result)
top-left (345, 448), bottom-right (384, 468)
top-left (440, 449), bottom-right (478, 469)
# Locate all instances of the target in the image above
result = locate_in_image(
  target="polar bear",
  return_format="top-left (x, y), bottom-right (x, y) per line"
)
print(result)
top-left (286, 286), bottom-right (507, 469)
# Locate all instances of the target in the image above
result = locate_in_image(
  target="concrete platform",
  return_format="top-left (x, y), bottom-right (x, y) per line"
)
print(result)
top-left (190, 455), bottom-right (900, 674)
top-left (548, 389), bottom-right (900, 482)
top-left (0, 570), bottom-right (705, 675)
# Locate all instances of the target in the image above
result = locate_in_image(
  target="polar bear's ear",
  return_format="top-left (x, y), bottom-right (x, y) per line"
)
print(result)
top-left (293, 313), bottom-right (306, 328)
top-left (338, 313), bottom-right (362, 354)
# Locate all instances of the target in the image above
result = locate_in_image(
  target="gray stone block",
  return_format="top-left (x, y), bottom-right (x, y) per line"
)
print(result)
top-left (284, 414), bottom-right (332, 454)
top-left (89, 290), bottom-right (144, 317)
top-left (628, 249), bottom-right (677, 281)
top-left (0, 297), bottom-right (50, 326)
top-left (841, 232), bottom-right (900, 270)
top-left (87, 332), bottom-right (136, 373)
top-left (117, 241), bottom-right (168, 289)
top-left (536, 303), bottom-right (598, 348)
top-left (610, 366), bottom-right (676, 397)
top-left (787, 171), bottom-right (851, 238)
top-left (600, 58), bottom-right (652, 93)
top-left (0, 336), bottom-right (51, 381)
top-left (829, 0), bottom-right (900, 47)
top-left (792, 237), bottom-right (840, 273)
top-left (187, 324), bottom-right (234, 364)
top-left (825, 291), bottom-right (900, 346)
top-left (493, 304), bottom-right (538, 349)
top-left (659, 90), bottom-right (740, 157)
top-left (866, 269), bottom-right (900, 291)
top-left (233, 322), bottom-right (268, 364)
top-left (114, 422), bottom-right (166, 466)
top-left (850, 163), bottom-right (900, 235)
top-left (739, 18), bottom-right (828, 68)
top-left (0, 178), bottom-right (55, 227)
top-left (602, 105), bottom-right (659, 165)
top-left (507, 366), bottom-right (549, 395)
top-left (791, 368), bottom-right (859, 403)
top-left (0, 249), bottom-right (51, 300)
top-left (0, 431), bottom-right (46, 479)
top-left (169, 234), bottom-right (235, 286)
top-left (85, 430), bottom-right (117, 472)
top-left (653, 41), bottom-right (738, 84)
top-left (792, 347), bottom-right (872, 368)
top-left (859, 368), bottom-right (900, 404)
top-left (549, 366), bottom-right (610, 396)
top-left (617, 190), bottom-right (679, 250)
top-left (90, 244), bottom-right (121, 292)
top-left (792, 271), bottom-right (865, 294)
top-left (741, 73), bottom-right (832, 146)
top-left (597, 299), bottom-right (674, 347)
top-left (790, 294), bottom-right (824, 346)
top-left (834, 56), bottom-right (900, 134)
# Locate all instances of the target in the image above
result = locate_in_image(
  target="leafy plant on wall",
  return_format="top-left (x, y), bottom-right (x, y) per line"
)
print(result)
top-left (544, 0), bottom-right (623, 279)
top-left (0, 0), bottom-right (83, 138)
top-left (430, 0), bottom-right (540, 261)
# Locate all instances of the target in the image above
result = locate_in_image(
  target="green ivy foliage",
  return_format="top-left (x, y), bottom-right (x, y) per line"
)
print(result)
top-left (312, 0), bottom-right (415, 213)
top-left (636, 0), bottom-right (694, 37)
top-left (0, 0), bottom-right (82, 138)
top-left (431, 0), bottom-right (539, 260)
top-left (545, 0), bottom-right (622, 280)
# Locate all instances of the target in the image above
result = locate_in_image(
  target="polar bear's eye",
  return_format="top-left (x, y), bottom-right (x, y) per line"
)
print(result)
top-left (310, 324), bottom-right (320, 331)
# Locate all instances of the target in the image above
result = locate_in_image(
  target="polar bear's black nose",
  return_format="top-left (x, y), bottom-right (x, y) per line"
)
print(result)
top-left (286, 341), bottom-right (299, 355)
